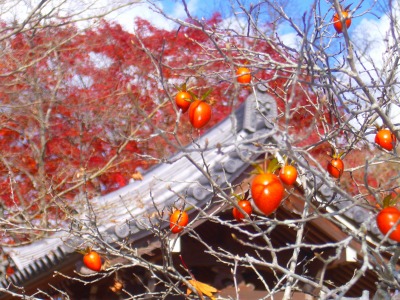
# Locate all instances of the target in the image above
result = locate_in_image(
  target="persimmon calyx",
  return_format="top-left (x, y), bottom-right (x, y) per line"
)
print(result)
top-left (251, 157), bottom-right (280, 175)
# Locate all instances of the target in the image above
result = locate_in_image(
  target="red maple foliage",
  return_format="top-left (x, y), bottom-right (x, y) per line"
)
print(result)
top-left (0, 15), bottom-right (327, 244)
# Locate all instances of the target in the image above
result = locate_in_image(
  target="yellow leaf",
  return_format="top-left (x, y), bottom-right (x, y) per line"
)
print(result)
top-left (131, 171), bottom-right (143, 181)
top-left (186, 279), bottom-right (218, 300)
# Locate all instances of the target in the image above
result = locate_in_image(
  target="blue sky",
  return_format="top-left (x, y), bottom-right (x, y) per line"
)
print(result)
top-left (158, 0), bottom-right (386, 27)
top-left (111, 0), bottom-right (388, 38)
top-left (119, 0), bottom-right (398, 126)
top-left (106, 0), bottom-right (400, 127)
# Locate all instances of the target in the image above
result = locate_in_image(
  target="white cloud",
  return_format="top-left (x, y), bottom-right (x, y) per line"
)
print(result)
top-left (352, 17), bottom-right (389, 72)
top-left (106, 2), bottom-right (173, 31)
top-left (0, 0), bottom-right (155, 32)
top-left (106, 0), bottom-right (202, 32)
top-left (278, 31), bottom-right (302, 49)
top-left (351, 10), bottom-right (400, 128)
top-left (170, 0), bottom-right (200, 20)
top-left (272, 5), bottom-right (400, 132)
top-left (0, 0), bottom-right (199, 32)
top-left (219, 15), bottom-right (247, 33)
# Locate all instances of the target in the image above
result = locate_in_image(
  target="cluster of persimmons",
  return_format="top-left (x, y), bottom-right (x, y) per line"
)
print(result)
top-left (80, 5), bottom-right (399, 275)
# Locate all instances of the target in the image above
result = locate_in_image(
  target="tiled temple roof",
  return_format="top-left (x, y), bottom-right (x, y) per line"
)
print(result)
top-left (1, 85), bottom-right (279, 291)
top-left (0, 84), bottom-right (386, 296)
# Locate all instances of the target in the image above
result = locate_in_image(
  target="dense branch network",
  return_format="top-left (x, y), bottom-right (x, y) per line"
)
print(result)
top-left (0, 0), bottom-right (399, 299)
